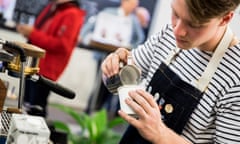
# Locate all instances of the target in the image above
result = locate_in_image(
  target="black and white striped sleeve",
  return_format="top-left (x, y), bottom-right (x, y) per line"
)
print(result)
top-left (215, 85), bottom-right (240, 143)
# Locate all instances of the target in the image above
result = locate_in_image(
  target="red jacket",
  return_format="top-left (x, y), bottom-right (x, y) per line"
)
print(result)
top-left (28, 2), bottom-right (85, 81)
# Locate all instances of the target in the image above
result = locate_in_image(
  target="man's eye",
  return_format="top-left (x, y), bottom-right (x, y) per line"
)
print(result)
top-left (171, 10), bottom-right (178, 18)
top-left (189, 23), bottom-right (202, 28)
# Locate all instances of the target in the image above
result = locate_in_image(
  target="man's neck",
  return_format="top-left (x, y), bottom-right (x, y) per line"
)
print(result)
top-left (198, 26), bottom-right (227, 52)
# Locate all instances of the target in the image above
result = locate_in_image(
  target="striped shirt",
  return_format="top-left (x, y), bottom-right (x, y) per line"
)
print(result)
top-left (132, 24), bottom-right (240, 143)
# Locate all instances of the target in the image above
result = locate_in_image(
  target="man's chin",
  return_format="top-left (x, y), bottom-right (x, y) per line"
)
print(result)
top-left (176, 43), bottom-right (191, 50)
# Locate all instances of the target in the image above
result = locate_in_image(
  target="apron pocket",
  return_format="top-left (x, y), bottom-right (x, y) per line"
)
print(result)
top-left (160, 95), bottom-right (185, 133)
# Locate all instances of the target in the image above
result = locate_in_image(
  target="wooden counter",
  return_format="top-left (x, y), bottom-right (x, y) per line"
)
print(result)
top-left (89, 40), bottom-right (119, 53)
top-left (79, 40), bottom-right (130, 53)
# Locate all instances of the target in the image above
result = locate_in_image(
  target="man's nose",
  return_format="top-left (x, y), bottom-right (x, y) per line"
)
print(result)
top-left (173, 20), bottom-right (187, 37)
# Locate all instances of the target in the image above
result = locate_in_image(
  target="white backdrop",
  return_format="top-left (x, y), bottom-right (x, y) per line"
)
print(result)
top-left (230, 6), bottom-right (240, 38)
top-left (48, 48), bottom-right (97, 109)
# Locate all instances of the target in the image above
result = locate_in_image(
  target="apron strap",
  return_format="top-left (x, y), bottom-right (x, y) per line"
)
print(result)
top-left (196, 26), bottom-right (233, 92)
top-left (165, 47), bottom-right (181, 65)
top-left (164, 26), bottom-right (233, 92)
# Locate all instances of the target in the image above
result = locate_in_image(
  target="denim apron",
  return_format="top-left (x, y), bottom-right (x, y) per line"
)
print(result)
top-left (119, 27), bottom-right (233, 144)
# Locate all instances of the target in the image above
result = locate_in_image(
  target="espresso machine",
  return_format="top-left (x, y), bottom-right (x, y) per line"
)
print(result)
top-left (0, 39), bottom-right (75, 144)
top-left (0, 39), bottom-right (75, 112)
top-left (0, 39), bottom-right (51, 144)
top-left (0, 39), bottom-right (46, 112)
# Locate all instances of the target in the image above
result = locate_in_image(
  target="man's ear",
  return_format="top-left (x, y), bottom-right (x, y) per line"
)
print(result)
top-left (219, 11), bottom-right (234, 26)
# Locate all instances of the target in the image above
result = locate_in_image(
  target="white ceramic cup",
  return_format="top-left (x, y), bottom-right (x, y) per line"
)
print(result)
top-left (117, 85), bottom-right (145, 116)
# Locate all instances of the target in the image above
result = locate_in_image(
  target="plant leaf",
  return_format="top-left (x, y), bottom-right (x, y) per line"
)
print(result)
top-left (86, 119), bottom-right (98, 142)
top-left (93, 109), bottom-right (108, 135)
top-left (50, 104), bottom-right (123, 144)
top-left (52, 121), bottom-right (78, 143)
top-left (108, 117), bottom-right (126, 128)
top-left (97, 130), bottom-right (122, 144)
top-left (86, 109), bottom-right (108, 142)
top-left (52, 120), bottom-right (71, 133)
top-left (50, 103), bottom-right (88, 129)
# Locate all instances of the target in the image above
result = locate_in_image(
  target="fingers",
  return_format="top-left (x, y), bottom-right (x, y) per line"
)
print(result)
top-left (16, 24), bottom-right (26, 31)
top-left (118, 90), bottom-right (159, 127)
top-left (118, 109), bottom-right (140, 127)
top-left (16, 25), bottom-right (22, 33)
top-left (115, 47), bottom-right (130, 62)
top-left (118, 90), bottom-right (165, 143)
top-left (16, 24), bottom-right (33, 38)
top-left (101, 53), bottom-right (120, 77)
top-left (136, 90), bottom-right (159, 108)
top-left (128, 90), bottom-right (153, 115)
top-left (101, 48), bottom-right (130, 77)
top-left (129, 90), bottom-right (159, 117)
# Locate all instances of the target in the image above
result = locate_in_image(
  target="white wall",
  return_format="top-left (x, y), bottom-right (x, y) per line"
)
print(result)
top-left (148, 0), bottom-right (171, 36)
top-left (229, 6), bottom-right (240, 38)
top-left (48, 48), bottom-right (97, 109)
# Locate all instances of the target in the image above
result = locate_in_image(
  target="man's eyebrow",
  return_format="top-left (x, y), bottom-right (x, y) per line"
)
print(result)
top-left (170, 4), bottom-right (177, 17)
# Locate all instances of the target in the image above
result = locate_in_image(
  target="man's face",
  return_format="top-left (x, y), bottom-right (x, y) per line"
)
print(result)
top-left (171, 0), bottom-right (222, 50)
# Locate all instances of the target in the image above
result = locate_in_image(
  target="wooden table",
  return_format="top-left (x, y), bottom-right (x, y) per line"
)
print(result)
top-left (89, 40), bottom-right (119, 53)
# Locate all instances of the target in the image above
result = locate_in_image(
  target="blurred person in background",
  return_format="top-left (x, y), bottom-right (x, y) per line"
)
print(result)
top-left (16, 0), bottom-right (85, 117)
top-left (79, 0), bottom-right (145, 49)
top-left (135, 6), bottom-right (151, 39)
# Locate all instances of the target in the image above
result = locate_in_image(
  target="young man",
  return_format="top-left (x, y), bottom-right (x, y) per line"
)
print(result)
top-left (16, 0), bottom-right (85, 117)
top-left (101, 0), bottom-right (240, 143)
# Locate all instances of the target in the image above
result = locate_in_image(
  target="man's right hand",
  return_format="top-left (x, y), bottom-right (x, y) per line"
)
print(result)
top-left (101, 47), bottom-right (130, 78)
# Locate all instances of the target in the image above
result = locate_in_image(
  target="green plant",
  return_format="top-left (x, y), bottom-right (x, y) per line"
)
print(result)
top-left (50, 103), bottom-right (127, 144)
